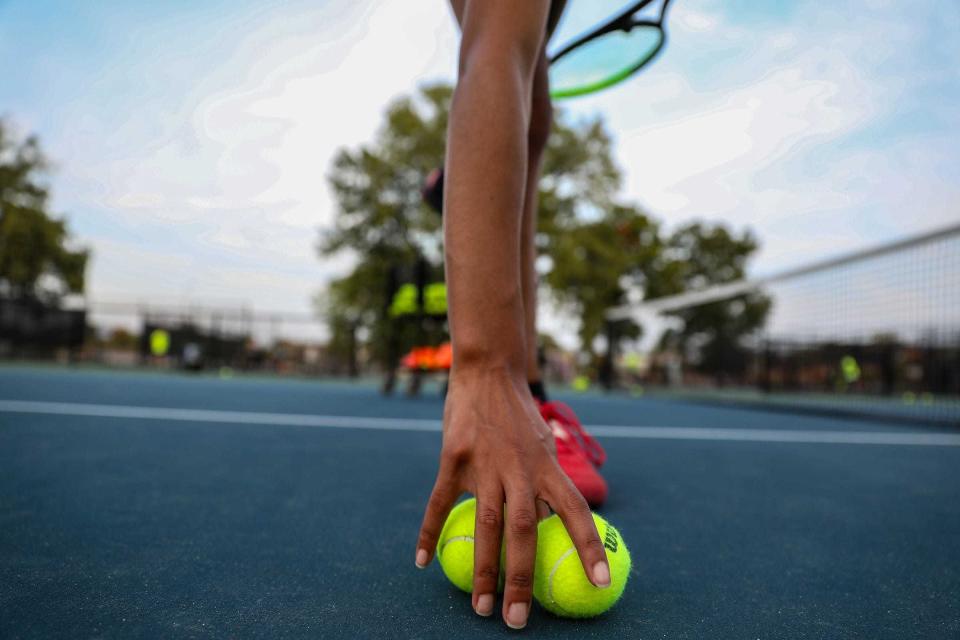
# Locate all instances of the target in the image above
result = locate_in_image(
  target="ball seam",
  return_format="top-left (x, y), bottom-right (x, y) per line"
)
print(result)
top-left (438, 535), bottom-right (474, 559)
top-left (547, 547), bottom-right (577, 617)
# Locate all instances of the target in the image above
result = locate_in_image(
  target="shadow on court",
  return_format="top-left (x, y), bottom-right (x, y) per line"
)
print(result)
top-left (1, 366), bottom-right (958, 638)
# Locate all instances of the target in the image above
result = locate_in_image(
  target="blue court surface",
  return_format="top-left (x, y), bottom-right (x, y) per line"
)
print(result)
top-left (1, 365), bottom-right (958, 638)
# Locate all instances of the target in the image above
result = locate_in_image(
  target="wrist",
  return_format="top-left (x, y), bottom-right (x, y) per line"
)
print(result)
top-left (450, 342), bottom-right (527, 380)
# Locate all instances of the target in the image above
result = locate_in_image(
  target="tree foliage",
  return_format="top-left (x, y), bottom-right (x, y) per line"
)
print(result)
top-left (0, 120), bottom-right (88, 302)
top-left (658, 223), bottom-right (772, 377)
top-left (322, 85), bottom-right (449, 263)
top-left (544, 204), bottom-right (662, 353)
top-left (319, 86), bottom-right (451, 366)
top-left (319, 83), bottom-right (768, 374)
top-left (320, 84), bottom-right (629, 366)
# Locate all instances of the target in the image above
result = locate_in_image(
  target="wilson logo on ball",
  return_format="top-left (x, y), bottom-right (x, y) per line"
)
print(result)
top-left (603, 525), bottom-right (619, 553)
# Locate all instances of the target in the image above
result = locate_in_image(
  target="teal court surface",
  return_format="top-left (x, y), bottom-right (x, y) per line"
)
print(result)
top-left (1, 366), bottom-right (958, 638)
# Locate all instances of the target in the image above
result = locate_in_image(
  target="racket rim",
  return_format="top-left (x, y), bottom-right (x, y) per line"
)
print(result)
top-left (549, 28), bottom-right (667, 99)
top-left (547, 0), bottom-right (674, 99)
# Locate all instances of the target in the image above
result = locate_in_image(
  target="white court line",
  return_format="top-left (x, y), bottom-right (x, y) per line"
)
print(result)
top-left (587, 425), bottom-right (960, 446)
top-left (0, 400), bottom-right (441, 432)
top-left (1, 399), bottom-right (958, 447)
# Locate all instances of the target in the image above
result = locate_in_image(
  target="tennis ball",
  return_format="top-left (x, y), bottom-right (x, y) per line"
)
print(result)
top-left (533, 513), bottom-right (631, 618)
top-left (572, 375), bottom-right (591, 392)
top-left (436, 498), bottom-right (478, 592)
top-left (436, 498), bottom-right (506, 593)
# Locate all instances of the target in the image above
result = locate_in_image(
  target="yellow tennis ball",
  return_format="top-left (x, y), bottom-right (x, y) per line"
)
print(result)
top-left (533, 513), bottom-right (631, 617)
top-left (436, 498), bottom-right (505, 593)
top-left (436, 498), bottom-right (477, 592)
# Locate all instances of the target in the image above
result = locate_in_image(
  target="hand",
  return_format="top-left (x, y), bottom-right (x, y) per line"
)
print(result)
top-left (414, 367), bottom-right (611, 630)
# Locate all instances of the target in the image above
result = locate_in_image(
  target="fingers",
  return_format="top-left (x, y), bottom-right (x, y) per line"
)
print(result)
top-left (471, 486), bottom-right (504, 617)
top-left (501, 489), bottom-right (538, 630)
top-left (535, 498), bottom-right (551, 521)
top-left (544, 473), bottom-right (611, 588)
top-left (415, 472), bottom-right (460, 568)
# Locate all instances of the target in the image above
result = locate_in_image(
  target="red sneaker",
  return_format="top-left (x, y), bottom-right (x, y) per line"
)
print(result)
top-left (540, 400), bottom-right (607, 467)
top-left (540, 401), bottom-right (608, 507)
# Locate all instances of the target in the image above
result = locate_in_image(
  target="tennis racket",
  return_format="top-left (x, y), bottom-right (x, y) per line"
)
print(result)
top-left (549, 0), bottom-right (674, 100)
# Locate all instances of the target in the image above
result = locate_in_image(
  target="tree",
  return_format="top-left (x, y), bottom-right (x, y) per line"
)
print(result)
top-left (320, 84), bottom-right (768, 379)
top-left (0, 120), bottom-right (88, 302)
top-left (321, 84), bottom-right (625, 370)
top-left (543, 203), bottom-right (662, 358)
top-left (656, 223), bottom-right (771, 380)
top-left (320, 85), bottom-right (450, 369)
top-left (314, 260), bottom-right (388, 376)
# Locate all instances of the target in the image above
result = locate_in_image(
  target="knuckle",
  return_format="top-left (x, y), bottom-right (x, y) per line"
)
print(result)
top-left (577, 524), bottom-right (604, 551)
top-left (440, 438), bottom-right (473, 468)
top-left (420, 522), bottom-right (440, 540)
top-left (507, 571), bottom-right (533, 589)
top-left (559, 489), bottom-right (590, 517)
top-left (426, 493), bottom-right (449, 517)
top-left (476, 564), bottom-right (500, 581)
top-left (421, 505), bottom-right (451, 540)
top-left (418, 524), bottom-right (440, 544)
top-left (441, 443), bottom-right (471, 469)
top-left (508, 439), bottom-right (530, 461)
top-left (476, 506), bottom-right (502, 530)
top-left (508, 508), bottom-right (538, 537)
top-left (585, 533), bottom-right (605, 550)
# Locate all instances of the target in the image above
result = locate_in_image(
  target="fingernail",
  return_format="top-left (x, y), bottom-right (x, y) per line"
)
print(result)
top-left (593, 561), bottom-right (611, 588)
top-left (475, 593), bottom-right (494, 617)
top-left (415, 549), bottom-right (429, 568)
top-left (506, 602), bottom-right (528, 629)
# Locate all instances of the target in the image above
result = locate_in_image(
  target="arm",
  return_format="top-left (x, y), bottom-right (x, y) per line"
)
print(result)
top-left (414, 0), bottom-right (610, 630)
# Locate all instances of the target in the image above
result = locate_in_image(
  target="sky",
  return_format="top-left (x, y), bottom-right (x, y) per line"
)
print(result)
top-left (1, 0), bottom-right (958, 343)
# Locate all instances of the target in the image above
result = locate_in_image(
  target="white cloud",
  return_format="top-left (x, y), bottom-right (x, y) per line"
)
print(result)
top-left (49, 0), bottom-right (460, 322)
top-left (616, 50), bottom-right (877, 219)
top-left (15, 0), bottom-right (959, 345)
top-left (673, 8), bottom-right (720, 33)
top-left (566, 0), bottom-right (960, 273)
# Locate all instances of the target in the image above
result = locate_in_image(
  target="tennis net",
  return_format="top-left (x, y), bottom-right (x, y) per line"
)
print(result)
top-left (604, 223), bottom-right (960, 426)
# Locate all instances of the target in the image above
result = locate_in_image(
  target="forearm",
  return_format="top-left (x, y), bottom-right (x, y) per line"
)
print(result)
top-left (444, 57), bottom-right (533, 373)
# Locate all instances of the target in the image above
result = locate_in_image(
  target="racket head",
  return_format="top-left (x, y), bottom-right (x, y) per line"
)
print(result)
top-left (549, 21), bottom-right (665, 99)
